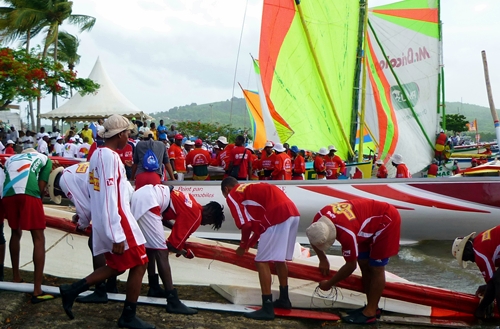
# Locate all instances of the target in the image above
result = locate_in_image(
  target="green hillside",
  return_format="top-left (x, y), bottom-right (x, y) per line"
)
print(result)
top-left (151, 99), bottom-right (499, 135)
top-left (445, 102), bottom-right (500, 134)
top-left (151, 97), bottom-right (250, 129)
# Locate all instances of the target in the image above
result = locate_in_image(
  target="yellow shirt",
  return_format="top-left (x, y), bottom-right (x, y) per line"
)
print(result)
top-left (81, 129), bottom-right (94, 144)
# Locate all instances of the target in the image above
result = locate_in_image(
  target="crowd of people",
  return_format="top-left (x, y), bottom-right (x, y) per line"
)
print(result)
top-left (0, 114), bottom-right (498, 328)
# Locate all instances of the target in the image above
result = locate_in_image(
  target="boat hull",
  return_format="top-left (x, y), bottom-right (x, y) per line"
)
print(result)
top-left (174, 178), bottom-right (500, 243)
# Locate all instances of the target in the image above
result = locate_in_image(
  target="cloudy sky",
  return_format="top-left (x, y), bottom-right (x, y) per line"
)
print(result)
top-left (6, 0), bottom-right (500, 116)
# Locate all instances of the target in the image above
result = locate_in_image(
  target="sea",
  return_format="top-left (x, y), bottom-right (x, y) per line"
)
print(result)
top-left (325, 240), bottom-right (500, 329)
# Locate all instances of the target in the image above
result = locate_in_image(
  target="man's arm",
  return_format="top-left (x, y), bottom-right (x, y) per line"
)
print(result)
top-left (319, 260), bottom-right (357, 291)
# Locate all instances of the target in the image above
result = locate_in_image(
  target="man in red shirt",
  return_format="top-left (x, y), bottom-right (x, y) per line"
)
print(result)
top-left (390, 154), bottom-right (411, 178)
top-left (259, 141), bottom-right (275, 180)
top-left (168, 134), bottom-right (187, 181)
top-left (306, 199), bottom-right (401, 324)
top-left (221, 178), bottom-right (300, 320)
top-left (375, 159), bottom-right (388, 179)
top-left (314, 148), bottom-right (328, 179)
top-left (290, 146), bottom-right (305, 180)
top-left (227, 135), bottom-right (252, 180)
top-left (452, 226), bottom-right (500, 319)
top-left (247, 146), bottom-right (260, 180)
top-left (185, 139), bottom-right (211, 181)
top-left (210, 136), bottom-right (234, 176)
top-left (324, 145), bottom-right (345, 179)
top-left (116, 139), bottom-right (134, 180)
top-left (271, 143), bottom-right (292, 180)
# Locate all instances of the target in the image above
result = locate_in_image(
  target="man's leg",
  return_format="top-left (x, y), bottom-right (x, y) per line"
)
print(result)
top-left (9, 228), bottom-right (22, 283)
top-left (154, 249), bottom-right (197, 314)
top-left (273, 262), bottom-right (292, 309)
top-left (357, 259), bottom-right (371, 299)
top-left (244, 261), bottom-right (274, 320)
top-left (30, 229), bottom-right (45, 296)
top-left (362, 265), bottom-right (385, 318)
top-left (146, 248), bottom-right (164, 297)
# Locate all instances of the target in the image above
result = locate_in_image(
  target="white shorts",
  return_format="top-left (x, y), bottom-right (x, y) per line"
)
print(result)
top-left (136, 207), bottom-right (167, 250)
top-left (255, 216), bottom-right (299, 262)
top-left (176, 173), bottom-right (184, 181)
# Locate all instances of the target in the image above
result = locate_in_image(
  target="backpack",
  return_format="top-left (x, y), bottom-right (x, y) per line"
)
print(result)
top-left (143, 143), bottom-right (159, 172)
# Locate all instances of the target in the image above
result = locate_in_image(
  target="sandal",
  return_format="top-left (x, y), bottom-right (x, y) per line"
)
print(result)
top-left (346, 306), bottom-right (382, 319)
top-left (342, 311), bottom-right (377, 324)
top-left (31, 292), bottom-right (55, 304)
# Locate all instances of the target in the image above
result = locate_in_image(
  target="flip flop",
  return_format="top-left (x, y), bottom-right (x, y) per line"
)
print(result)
top-left (342, 311), bottom-right (377, 324)
top-left (31, 292), bottom-right (56, 304)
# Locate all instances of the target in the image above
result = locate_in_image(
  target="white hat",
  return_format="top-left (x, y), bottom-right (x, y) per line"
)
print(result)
top-left (184, 140), bottom-right (194, 145)
top-left (70, 137), bottom-right (76, 142)
top-left (102, 114), bottom-right (135, 139)
top-left (391, 153), bottom-right (404, 165)
top-left (6, 140), bottom-right (14, 145)
top-left (273, 143), bottom-right (286, 153)
top-left (375, 159), bottom-right (383, 165)
top-left (217, 136), bottom-right (228, 144)
top-left (306, 216), bottom-right (337, 252)
top-left (213, 144), bottom-right (220, 150)
top-left (318, 147), bottom-right (328, 156)
top-left (264, 141), bottom-right (273, 148)
top-left (328, 145), bottom-right (337, 152)
top-left (48, 166), bottom-right (64, 204)
top-left (42, 133), bottom-right (50, 138)
top-left (97, 126), bottom-right (105, 138)
top-left (56, 136), bottom-right (63, 141)
top-left (452, 232), bottom-right (475, 268)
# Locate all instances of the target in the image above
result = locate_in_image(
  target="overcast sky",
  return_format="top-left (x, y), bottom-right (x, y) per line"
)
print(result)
top-left (6, 0), bottom-right (500, 116)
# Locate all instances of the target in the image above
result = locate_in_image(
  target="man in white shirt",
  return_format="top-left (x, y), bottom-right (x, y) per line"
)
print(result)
top-left (78, 137), bottom-right (91, 159)
top-left (21, 131), bottom-right (34, 150)
top-left (63, 138), bottom-right (78, 158)
top-left (53, 137), bottom-right (64, 156)
top-left (36, 133), bottom-right (50, 155)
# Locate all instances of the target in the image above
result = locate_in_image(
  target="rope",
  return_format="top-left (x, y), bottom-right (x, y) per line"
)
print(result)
top-left (310, 285), bottom-right (342, 309)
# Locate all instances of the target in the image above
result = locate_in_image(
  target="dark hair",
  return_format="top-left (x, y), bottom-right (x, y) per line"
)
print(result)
top-left (221, 177), bottom-right (238, 191)
top-left (204, 201), bottom-right (225, 230)
top-left (236, 135), bottom-right (245, 143)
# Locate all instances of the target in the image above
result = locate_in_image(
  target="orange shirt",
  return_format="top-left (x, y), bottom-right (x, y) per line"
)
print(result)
top-left (293, 155), bottom-right (306, 175)
top-left (260, 151), bottom-right (275, 178)
top-left (211, 144), bottom-right (235, 170)
top-left (324, 154), bottom-right (345, 179)
top-left (168, 143), bottom-right (187, 173)
top-left (395, 163), bottom-right (411, 178)
top-left (272, 152), bottom-right (292, 180)
top-left (376, 164), bottom-right (388, 178)
top-left (250, 153), bottom-right (260, 180)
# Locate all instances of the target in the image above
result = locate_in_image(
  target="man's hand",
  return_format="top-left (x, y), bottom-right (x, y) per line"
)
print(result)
top-left (319, 258), bottom-right (330, 276)
top-left (319, 280), bottom-right (333, 291)
top-left (476, 284), bottom-right (488, 298)
top-left (236, 247), bottom-right (246, 257)
top-left (112, 242), bottom-right (125, 255)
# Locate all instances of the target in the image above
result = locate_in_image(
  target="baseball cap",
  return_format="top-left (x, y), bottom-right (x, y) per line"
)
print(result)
top-left (306, 216), bottom-right (337, 252)
top-left (102, 114), bottom-right (134, 139)
top-left (175, 134), bottom-right (183, 140)
top-left (195, 139), bottom-right (203, 146)
top-left (451, 232), bottom-right (475, 268)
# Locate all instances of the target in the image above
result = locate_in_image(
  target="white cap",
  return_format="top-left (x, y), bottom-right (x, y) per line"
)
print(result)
top-left (184, 140), bottom-right (194, 145)
top-left (217, 136), bottom-right (228, 144)
top-left (273, 143), bottom-right (286, 153)
top-left (306, 216), bottom-right (337, 252)
top-left (70, 137), bottom-right (76, 142)
top-left (451, 232), bottom-right (475, 268)
top-left (391, 153), bottom-right (404, 165)
top-left (42, 133), bottom-right (50, 138)
top-left (6, 140), bottom-right (14, 145)
top-left (318, 147), bottom-right (328, 156)
top-left (375, 159), bottom-right (383, 165)
top-left (265, 141), bottom-right (274, 148)
top-left (56, 136), bottom-right (63, 141)
top-left (328, 145), bottom-right (337, 152)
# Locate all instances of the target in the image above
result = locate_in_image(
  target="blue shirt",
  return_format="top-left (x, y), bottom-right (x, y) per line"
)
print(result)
top-left (157, 125), bottom-right (167, 140)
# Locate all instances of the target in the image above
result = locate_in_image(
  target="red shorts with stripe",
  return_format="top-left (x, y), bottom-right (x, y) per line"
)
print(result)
top-left (135, 172), bottom-right (161, 190)
top-left (4, 195), bottom-right (45, 230)
top-left (358, 206), bottom-right (401, 260)
top-left (105, 244), bottom-right (148, 272)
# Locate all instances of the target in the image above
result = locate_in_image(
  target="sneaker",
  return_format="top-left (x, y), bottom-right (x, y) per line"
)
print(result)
top-left (342, 312), bottom-right (377, 324)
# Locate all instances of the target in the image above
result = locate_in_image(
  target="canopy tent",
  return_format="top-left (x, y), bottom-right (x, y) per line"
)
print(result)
top-left (40, 57), bottom-right (152, 121)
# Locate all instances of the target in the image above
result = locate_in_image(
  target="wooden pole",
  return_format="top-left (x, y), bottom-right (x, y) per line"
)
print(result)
top-left (481, 50), bottom-right (500, 145)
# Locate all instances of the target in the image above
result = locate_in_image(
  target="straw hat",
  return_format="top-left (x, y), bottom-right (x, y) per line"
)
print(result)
top-left (452, 232), bottom-right (475, 268)
top-left (47, 167), bottom-right (64, 204)
top-left (306, 216), bottom-right (337, 252)
top-left (102, 114), bottom-right (135, 139)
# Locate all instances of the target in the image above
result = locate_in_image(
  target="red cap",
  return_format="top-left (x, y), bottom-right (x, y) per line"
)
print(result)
top-left (175, 134), bottom-right (183, 140)
top-left (195, 139), bottom-right (203, 146)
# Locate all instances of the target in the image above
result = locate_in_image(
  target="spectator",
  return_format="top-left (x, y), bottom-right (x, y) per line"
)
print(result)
top-left (314, 148), bottom-right (328, 180)
top-left (291, 146), bottom-right (305, 180)
top-left (53, 137), bottom-right (64, 157)
top-left (21, 130), bottom-right (34, 150)
top-left (167, 125), bottom-right (178, 144)
top-left (4, 140), bottom-right (15, 155)
top-left (259, 141), bottom-right (275, 180)
top-left (185, 139), bottom-right (211, 181)
top-left (63, 137), bottom-right (79, 158)
top-left (157, 120), bottom-right (167, 141)
top-left (168, 134), bottom-right (187, 181)
top-left (80, 124), bottom-right (94, 145)
top-left (37, 133), bottom-right (50, 155)
top-left (391, 154), bottom-right (411, 178)
top-left (78, 137), bottom-right (92, 159)
top-left (149, 122), bottom-right (158, 140)
top-left (227, 135), bottom-right (252, 181)
top-left (4, 148), bottom-right (53, 302)
top-left (271, 143), bottom-right (292, 180)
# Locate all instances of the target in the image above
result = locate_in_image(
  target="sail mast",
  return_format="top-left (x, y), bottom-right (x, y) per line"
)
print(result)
top-left (437, 0), bottom-right (446, 130)
top-left (357, 0), bottom-right (370, 161)
top-left (295, 1), bottom-right (355, 157)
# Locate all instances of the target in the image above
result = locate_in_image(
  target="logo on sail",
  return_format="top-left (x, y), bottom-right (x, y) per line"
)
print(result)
top-left (379, 47), bottom-right (431, 70)
top-left (390, 82), bottom-right (420, 110)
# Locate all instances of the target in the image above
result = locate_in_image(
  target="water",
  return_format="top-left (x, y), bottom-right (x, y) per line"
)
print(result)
top-left (324, 240), bottom-right (500, 328)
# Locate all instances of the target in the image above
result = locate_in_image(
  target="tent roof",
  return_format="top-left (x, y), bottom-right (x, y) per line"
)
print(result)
top-left (40, 57), bottom-right (152, 121)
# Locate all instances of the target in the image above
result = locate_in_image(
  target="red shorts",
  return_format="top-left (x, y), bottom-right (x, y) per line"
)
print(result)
top-left (358, 206), bottom-right (401, 260)
top-left (4, 195), bottom-right (46, 230)
top-left (135, 172), bottom-right (161, 190)
top-left (105, 244), bottom-right (148, 272)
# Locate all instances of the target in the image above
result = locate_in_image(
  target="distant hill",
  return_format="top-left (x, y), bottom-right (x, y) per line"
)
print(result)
top-left (151, 97), bottom-right (250, 129)
top-left (445, 102), bottom-right (500, 133)
top-left (151, 98), bottom-right (500, 134)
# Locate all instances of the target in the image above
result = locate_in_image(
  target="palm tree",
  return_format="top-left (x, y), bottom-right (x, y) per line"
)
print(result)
top-left (50, 31), bottom-right (80, 97)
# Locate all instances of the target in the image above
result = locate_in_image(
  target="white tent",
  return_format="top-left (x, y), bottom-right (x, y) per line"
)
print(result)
top-left (40, 57), bottom-right (152, 121)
